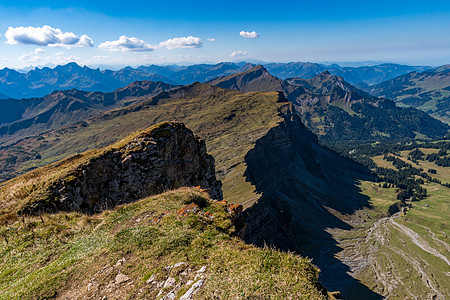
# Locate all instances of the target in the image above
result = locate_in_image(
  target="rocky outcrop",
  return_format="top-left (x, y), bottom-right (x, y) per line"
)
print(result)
top-left (19, 122), bottom-right (222, 215)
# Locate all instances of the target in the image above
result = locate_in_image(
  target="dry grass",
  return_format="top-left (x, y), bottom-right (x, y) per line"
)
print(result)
top-left (0, 188), bottom-right (329, 300)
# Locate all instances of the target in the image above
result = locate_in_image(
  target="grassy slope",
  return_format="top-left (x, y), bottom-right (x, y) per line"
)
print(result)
top-left (0, 84), bottom-right (286, 208)
top-left (0, 188), bottom-right (330, 300)
top-left (371, 70), bottom-right (450, 123)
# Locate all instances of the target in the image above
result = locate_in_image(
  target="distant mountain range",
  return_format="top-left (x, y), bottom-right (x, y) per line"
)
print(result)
top-left (0, 63), bottom-right (176, 99)
top-left (370, 65), bottom-right (450, 123)
top-left (0, 61), bottom-right (431, 99)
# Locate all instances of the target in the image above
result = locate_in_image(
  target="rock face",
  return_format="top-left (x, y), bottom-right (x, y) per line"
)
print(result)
top-left (20, 122), bottom-right (222, 214)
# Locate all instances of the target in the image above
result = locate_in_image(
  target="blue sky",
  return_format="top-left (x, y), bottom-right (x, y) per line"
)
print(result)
top-left (0, 0), bottom-right (449, 69)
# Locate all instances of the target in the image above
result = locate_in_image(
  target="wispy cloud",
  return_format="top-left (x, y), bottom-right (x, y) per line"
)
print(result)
top-left (5, 25), bottom-right (93, 47)
top-left (207, 38), bottom-right (216, 42)
top-left (19, 52), bottom-right (79, 64)
top-left (239, 31), bottom-right (259, 39)
top-left (230, 50), bottom-right (249, 57)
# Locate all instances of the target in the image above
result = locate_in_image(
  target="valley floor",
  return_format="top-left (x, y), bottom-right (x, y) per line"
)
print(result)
top-left (322, 167), bottom-right (449, 298)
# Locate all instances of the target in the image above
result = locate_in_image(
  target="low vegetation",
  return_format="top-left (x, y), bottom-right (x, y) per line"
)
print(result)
top-left (0, 188), bottom-right (331, 299)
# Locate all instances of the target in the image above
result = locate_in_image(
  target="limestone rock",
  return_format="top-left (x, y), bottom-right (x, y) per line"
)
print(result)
top-left (21, 122), bottom-right (222, 215)
top-left (115, 273), bottom-right (130, 284)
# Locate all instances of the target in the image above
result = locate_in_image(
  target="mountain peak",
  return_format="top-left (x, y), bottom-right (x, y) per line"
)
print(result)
top-left (251, 65), bottom-right (267, 71)
top-left (207, 65), bottom-right (284, 93)
top-left (55, 62), bottom-right (83, 71)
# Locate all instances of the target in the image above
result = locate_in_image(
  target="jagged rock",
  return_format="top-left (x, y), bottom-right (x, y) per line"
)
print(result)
top-left (114, 257), bottom-right (126, 267)
top-left (163, 286), bottom-right (180, 300)
top-left (180, 279), bottom-right (204, 300)
top-left (163, 277), bottom-right (176, 288)
top-left (146, 274), bottom-right (156, 284)
top-left (20, 122), bottom-right (222, 215)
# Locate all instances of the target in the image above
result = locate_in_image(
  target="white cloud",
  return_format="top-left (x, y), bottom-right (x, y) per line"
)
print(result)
top-left (158, 36), bottom-right (203, 49)
top-left (239, 30), bottom-right (259, 39)
top-left (33, 48), bottom-right (45, 54)
top-left (5, 25), bottom-right (93, 47)
top-left (207, 38), bottom-right (215, 42)
top-left (98, 35), bottom-right (155, 52)
top-left (99, 35), bottom-right (203, 52)
top-left (230, 50), bottom-right (249, 57)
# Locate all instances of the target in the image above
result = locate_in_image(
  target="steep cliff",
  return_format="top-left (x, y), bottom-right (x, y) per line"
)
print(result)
top-left (1, 122), bottom-right (221, 216)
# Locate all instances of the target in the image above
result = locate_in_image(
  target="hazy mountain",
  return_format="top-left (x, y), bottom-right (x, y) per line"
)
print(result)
top-left (0, 62), bottom-right (430, 99)
top-left (0, 80), bottom-right (178, 146)
top-left (0, 63), bottom-right (176, 99)
top-left (263, 62), bottom-right (430, 86)
top-left (207, 65), bottom-right (288, 93)
top-left (209, 66), bottom-right (449, 144)
top-left (370, 65), bottom-right (450, 123)
top-left (137, 61), bottom-right (255, 84)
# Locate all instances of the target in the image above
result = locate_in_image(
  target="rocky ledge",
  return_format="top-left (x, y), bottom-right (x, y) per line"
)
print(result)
top-left (20, 122), bottom-right (222, 215)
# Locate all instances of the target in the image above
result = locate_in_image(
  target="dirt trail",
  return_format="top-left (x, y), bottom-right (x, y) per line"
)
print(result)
top-left (390, 219), bottom-right (450, 266)
top-left (417, 224), bottom-right (450, 253)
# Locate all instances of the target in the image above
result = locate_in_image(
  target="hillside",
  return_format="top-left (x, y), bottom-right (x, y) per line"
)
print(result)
top-left (0, 120), bottom-right (337, 299)
top-left (0, 183), bottom-right (329, 299)
top-left (370, 65), bottom-right (450, 123)
top-left (0, 82), bottom-right (387, 297)
top-left (209, 66), bottom-right (449, 144)
top-left (338, 140), bottom-right (450, 298)
top-left (0, 80), bottom-right (177, 146)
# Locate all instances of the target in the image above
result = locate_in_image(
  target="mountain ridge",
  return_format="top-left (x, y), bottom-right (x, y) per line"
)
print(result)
top-left (370, 65), bottom-right (450, 123)
top-left (0, 61), bottom-right (432, 99)
top-left (0, 80), bottom-right (178, 146)
top-left (208, 65), bottom-right (449, 144)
